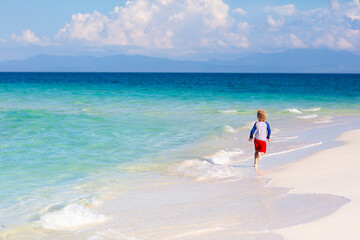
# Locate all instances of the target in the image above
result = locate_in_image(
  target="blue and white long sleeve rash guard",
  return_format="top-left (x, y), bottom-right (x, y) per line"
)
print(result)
top-left (249, 121), bottom-right (271, 141)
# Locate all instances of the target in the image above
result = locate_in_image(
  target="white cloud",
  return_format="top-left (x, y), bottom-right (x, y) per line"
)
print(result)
top-left (237, 21), bottom-right (250, 34)
top-left (265, 4), bottom-right (296, 16)
top-left (12, 29), bottom-right (41, 44)
top-left (330, 0), bottom-right (340, 11)
top-left (233, 8), bottom-right (246, 16)
top-left (337, 37), bottom-right (353, 49)
top-left (283, 33), bottom-right (308, 48)
top-left (305, 1), bottom-right (360, 50)
top-left (344, 0), bottom-right (360, 20)
top-left (313, 33), bottom-right (336, 49)
top-left (57, 0), bottom-right (249, 53)
top-left (264, 33), bottom-right (307, 50)
top-left (57, 11), bottom-right (108, 43)
top-left (267, 15), bottom-right (284, 28)
top-left (312, 27), bottom-right (359, 50)
top-left (260, 0), bottom-right (360, 52)
top-left (11, 29), bottom-right (51, 46)
top-left (264, 4), bottom-right (295, 33)
top-left (9, 0), bottom-right (360, 58)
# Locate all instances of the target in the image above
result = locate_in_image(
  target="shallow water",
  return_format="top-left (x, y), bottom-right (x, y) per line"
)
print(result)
top-left (0, 73), bottom-right (359, 238)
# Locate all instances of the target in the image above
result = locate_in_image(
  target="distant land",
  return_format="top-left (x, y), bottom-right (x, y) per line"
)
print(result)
top-left (0, 49), bottom-right (360, 73)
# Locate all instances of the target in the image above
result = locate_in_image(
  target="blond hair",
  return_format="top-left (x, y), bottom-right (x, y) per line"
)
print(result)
top-left (257, 109), bottom-right (267, 121)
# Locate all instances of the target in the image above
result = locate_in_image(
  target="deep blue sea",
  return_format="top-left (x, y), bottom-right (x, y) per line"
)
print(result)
top-left (0, 73), bottom-right (359, 234)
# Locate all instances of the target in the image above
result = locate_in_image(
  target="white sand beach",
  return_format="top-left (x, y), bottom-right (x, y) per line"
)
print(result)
top-left (268, 129), bottom-right (360, 240)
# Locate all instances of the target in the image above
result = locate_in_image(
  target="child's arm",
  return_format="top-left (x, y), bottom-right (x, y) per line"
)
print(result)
top-left (249, 122), bottom-right (257, 141)
top-left (266, 122), bottom-right (271, 142)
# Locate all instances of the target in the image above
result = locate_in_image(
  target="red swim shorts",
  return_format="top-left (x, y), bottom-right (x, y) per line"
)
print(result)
top-left (254, 139), bottom-right (267, 153)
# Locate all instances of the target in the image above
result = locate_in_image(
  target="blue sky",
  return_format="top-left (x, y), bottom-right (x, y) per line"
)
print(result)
top-left (0, 0), bottom-right (359, 61)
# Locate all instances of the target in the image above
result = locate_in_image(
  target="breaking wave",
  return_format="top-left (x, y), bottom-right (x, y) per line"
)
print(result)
top-left (38, 204), bottom-right (108, 230)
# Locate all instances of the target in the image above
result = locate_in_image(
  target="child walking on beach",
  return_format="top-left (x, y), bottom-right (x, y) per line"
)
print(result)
top-left (249, 109), bottom-right (271, 167)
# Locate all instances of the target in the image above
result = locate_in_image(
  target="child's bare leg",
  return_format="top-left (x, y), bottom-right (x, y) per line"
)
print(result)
top-left (254, 151), bottom-right (259, 167)
top-left (258, 152), bottom-right (264, 161)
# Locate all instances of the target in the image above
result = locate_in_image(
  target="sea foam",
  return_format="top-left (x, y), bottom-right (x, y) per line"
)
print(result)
top-left (315, 117), bottom-right (333, 123)
top-left (223, 125), bottom-right (237, 133)
top-left (38, 204), bottom-right (108, 230)
top-left (285, 108), bottom-right (302, 114)
top-left (173, 159), bottom-right (243, 180)
top-left (302, 107), bottom-right (321, 112)
top-left (206, 149), bottom-right (244, 164)
top-left (297, 114), bottom-right (318, 119)
top-left (172, 149), bottom-right (245, 180)
top-left (219, 110), bottom-right (238, 114)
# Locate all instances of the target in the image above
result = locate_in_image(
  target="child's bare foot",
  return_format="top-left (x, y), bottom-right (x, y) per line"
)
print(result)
top-left (254, 164), bottom-right (259, 173)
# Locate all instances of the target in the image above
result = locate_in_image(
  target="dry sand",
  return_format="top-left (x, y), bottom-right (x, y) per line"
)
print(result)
top-left (268, 129), bottom-right (360, 240)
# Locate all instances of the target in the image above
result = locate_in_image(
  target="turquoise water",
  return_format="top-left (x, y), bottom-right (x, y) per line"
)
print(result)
top-left (0, 73), bottom-right (359, 229)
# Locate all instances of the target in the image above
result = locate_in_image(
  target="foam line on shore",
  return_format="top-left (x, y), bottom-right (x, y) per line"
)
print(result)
top-left (265, 141), bottom-right (322, 157)
top-left (240, 141), bottom-right (323, 162)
